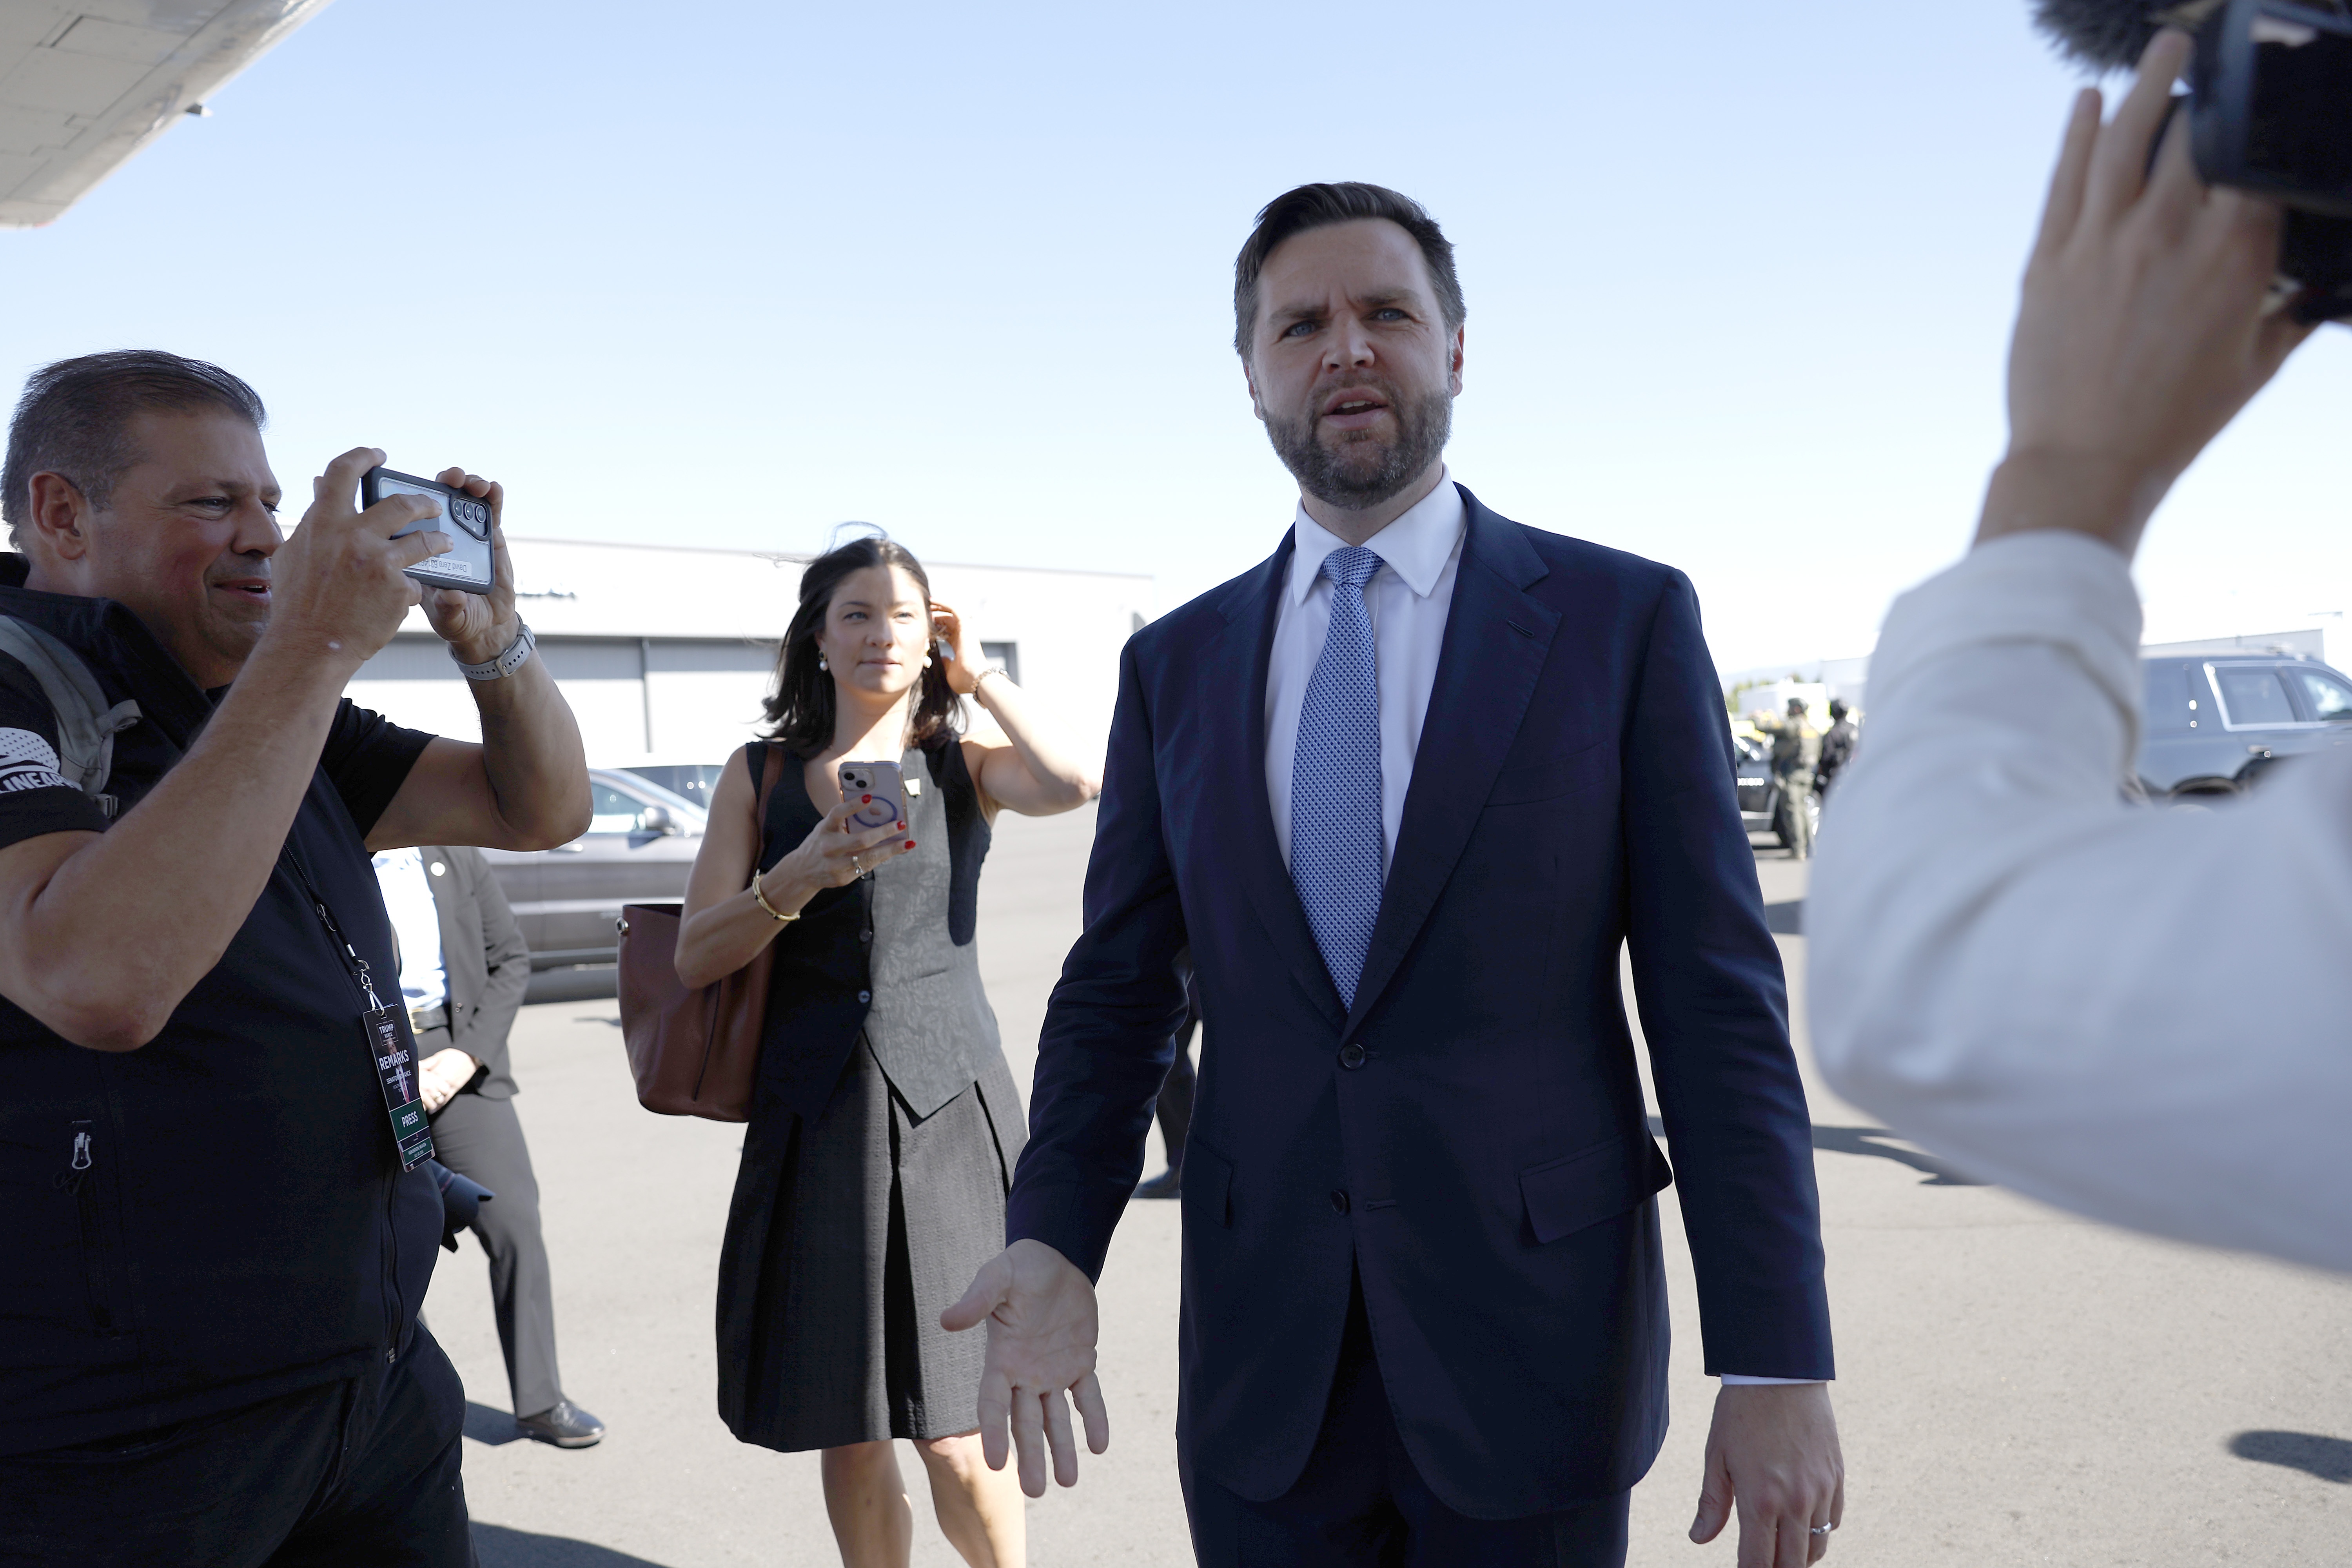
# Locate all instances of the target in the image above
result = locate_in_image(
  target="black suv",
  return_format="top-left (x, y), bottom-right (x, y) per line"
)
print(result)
top-left (2139, 653), bottom-right (2352, 797)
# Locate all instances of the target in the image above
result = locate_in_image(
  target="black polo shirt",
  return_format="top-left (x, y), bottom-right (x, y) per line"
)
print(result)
top-left (0, 559), bottom-right (446, 1454)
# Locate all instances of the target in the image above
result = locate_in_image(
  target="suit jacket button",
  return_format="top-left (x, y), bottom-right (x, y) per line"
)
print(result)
top-left (1338, 1044), bottom-right (1367, 1070)
top-left (1330, 1190), bottom-right (1350, 1215)
top-left (857, 990), bottom-right (871, 1004)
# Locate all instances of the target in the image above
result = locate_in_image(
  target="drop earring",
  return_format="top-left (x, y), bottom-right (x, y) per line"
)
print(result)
top-left (817, 653), bottom-right (828, 671)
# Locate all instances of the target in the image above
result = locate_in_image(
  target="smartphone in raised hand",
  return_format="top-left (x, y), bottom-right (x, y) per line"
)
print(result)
top-left (361, 466), bottom-right (495, 595)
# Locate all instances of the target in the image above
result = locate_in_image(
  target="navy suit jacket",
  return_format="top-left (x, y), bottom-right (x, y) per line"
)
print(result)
top-left (1007, 486), bottom-right (1831, 1518)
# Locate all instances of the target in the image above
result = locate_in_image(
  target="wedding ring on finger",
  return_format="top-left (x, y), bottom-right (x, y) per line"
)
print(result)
top-left (850, 854), bottom-right (864, 877)
top-left (1810, 1524), bottom-right (1835, 1537)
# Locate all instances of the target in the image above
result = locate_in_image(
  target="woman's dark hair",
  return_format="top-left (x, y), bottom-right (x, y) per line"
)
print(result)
top-left (761, 533), bottom-right (960, 757)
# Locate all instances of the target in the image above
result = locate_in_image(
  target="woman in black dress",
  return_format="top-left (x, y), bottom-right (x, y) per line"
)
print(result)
top-left (675, 535), bottom-right (1098, 1568)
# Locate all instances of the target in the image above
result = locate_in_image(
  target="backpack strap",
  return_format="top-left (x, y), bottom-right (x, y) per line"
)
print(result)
top-left (0, 617), bottom-right (143, 817)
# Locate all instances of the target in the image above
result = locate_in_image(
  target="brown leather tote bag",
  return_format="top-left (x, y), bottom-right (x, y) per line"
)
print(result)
top-left (617, 742), bottom-right (784, 1121)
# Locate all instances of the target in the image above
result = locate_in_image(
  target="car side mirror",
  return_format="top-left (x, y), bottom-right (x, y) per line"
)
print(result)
top-left (637, 804), bottom-right (677, 836)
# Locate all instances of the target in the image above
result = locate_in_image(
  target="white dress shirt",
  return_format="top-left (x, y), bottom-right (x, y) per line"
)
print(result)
top-left (1265, 476), bottom-right (1465, 875)
top-left (1263, 473), bottom-right (1815, 1381)
top-left (371, 848), bottom-right (449, 1013)
top-left (1810, 531), bottom-right (2352, 1275)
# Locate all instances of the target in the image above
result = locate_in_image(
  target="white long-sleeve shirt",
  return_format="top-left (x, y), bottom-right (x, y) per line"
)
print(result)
top-left (1809, 531), bottom-right (2352, 1274)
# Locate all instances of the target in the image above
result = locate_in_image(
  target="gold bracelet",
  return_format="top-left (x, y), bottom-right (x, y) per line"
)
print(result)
top-left (751, 873), bottom-right (799, 923)
top-left (972, 666), bottom-right (1007, 695)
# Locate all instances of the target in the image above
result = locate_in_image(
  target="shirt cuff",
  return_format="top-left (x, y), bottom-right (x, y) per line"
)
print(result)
top-left (1720, 1374), bottom-right (1828, 1385)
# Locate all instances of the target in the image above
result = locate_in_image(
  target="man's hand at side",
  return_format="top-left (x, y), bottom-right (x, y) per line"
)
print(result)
top-left (941, 1238), bottom-right (1111, 1498)
top-left (1689, 1383), bottom-right (1844, 1567)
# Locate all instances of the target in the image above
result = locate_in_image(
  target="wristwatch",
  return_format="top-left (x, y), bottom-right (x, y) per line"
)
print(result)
top-left (452, 621), bottom-right (535, 682)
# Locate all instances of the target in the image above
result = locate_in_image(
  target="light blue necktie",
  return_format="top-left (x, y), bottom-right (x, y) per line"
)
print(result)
top-left (1290, 546), bottom-right (1386, 1007)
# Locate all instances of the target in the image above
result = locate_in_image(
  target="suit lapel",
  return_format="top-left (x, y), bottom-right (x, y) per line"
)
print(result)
top-left (1343, 492), bottom-right (1559, 1039)
top-left (423, 847), bottom-right (472, 1016)
top-left (1205, 534), bottom-right (1348, 1029)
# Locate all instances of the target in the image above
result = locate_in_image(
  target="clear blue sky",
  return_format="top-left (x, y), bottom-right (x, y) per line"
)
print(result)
top-left (9, 0), bottom-right (2347, 673)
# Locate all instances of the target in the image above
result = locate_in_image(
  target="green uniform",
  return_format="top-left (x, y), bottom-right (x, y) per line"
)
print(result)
top-left (1771, 719), bottom-right (1820, 859)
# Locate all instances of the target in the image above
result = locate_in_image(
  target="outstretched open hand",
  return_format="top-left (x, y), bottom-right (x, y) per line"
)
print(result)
top-left (940, 1238), bottom-right (1111, 1497)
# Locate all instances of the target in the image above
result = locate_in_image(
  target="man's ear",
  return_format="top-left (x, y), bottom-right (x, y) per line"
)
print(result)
top-left (1447, 326), bottom-right (1466, 399)
top-left (1241, 357), bottom-right (1267, 423)
top-left (23, 472), bottom-right (94, 564)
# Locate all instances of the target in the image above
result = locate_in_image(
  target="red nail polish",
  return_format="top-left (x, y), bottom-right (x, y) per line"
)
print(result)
top-left (861, 794), bottom-right (871, 803)
top-left (905, 840), bottom-right (916, 849)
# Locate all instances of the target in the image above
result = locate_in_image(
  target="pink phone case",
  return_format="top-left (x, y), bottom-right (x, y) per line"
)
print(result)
top-left (838, 761), bottom-right (906, 833)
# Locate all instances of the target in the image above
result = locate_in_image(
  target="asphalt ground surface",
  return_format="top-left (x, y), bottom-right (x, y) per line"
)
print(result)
top-left (432, 806), bottom-right (2352, 1566)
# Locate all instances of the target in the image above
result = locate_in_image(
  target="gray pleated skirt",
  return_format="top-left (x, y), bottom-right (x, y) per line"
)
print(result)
top-left (716, 1036), bottom-right (1023, 1452)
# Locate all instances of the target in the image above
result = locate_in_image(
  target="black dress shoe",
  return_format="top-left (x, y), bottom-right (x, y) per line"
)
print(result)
top-left (1132, 1168), bottom-right (1182, 1200)
top-left (515, 1399), bottom-right (605, 1448)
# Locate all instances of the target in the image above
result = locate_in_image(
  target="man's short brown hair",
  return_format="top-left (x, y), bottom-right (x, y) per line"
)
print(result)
top-left (3, 351), bottom-right (267, 545)
top-left (1232, 182), bottom-right (1466, 360)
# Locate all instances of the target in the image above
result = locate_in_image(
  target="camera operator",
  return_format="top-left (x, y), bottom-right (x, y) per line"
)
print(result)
top-left (0, 351), bottom-right (591, 1562)
top-left (1808, 33), bottom-right (2345, 1272)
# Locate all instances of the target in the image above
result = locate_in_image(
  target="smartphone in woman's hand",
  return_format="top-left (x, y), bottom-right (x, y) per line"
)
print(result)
top-left (838, 761), bottom-right (907, 833)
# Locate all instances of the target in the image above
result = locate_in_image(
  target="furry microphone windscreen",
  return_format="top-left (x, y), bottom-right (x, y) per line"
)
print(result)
top-left (2033, 0), bottom-right (2228, 69)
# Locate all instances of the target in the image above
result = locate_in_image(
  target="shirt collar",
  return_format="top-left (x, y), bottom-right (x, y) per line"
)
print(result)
top-left (1287, 470), bottom-right (1466, 605)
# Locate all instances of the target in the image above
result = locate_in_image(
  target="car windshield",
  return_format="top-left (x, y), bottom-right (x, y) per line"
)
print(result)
top-left (2294, 669), bottom-right (2352, 721)
top-left (585, 776), bottom-right (706, 834)
top-left (622, 762), bottom-right (729, 808)
top-left (2210, 666), bottom-right (2296, 726)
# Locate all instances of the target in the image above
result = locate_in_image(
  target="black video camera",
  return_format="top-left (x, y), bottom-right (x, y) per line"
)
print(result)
top-left (2040, 0), bottom-right (2352, 321)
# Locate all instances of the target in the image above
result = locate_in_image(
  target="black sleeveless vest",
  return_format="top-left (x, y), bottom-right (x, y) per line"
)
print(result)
top-left (753, 734), bottom-right (995, 1123)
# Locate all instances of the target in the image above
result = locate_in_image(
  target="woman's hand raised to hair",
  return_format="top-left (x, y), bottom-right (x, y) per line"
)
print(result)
top-left (930, 602), bottom-right (985, 697)
top-left (757, 799), bottom-right (914, 911)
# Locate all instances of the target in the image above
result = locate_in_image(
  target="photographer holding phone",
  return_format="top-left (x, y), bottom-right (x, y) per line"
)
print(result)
top-left (0, 350), bottom-right (590, 1563)
top-left (1809, 31), bottom-right (2346, 1270)
top-left (674, 534), bottom-right (1098, 1568)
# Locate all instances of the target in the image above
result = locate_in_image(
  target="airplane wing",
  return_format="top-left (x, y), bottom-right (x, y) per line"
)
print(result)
top-left (0, 0), bottom-right (333, 229)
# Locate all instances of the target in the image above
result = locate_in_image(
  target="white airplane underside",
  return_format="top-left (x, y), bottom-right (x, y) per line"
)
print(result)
top-left (0, 0), bottom-right (331, 228)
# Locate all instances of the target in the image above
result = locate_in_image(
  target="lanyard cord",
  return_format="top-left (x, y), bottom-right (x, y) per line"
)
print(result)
top-left (277, 832), bottom-right (388, 1014)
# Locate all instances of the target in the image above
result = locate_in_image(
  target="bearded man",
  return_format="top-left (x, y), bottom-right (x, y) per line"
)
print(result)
top-left (947, 183), bottom-right (1844, 1567)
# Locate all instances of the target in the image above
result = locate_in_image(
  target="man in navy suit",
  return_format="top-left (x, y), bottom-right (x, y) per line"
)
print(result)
top-left (946, 183), bottom-right (1842, 1566)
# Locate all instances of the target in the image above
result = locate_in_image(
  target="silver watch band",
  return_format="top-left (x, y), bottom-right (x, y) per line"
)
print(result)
top-left (452, 620), bottom-right (535, 681)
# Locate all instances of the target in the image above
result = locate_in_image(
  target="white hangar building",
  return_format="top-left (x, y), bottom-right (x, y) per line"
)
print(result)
top-left (345, 536), bottom-right (1154, 777)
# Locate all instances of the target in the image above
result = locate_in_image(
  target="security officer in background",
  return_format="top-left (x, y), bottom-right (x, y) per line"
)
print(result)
top-left (373, 843), bottom-right (606, 1448)
top-left (1815, 698), bottom-right (1858, 806)
top-left (1771, 696), bottom-right (1822, 860)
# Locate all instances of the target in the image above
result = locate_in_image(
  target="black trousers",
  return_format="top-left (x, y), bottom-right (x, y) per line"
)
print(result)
top-left (1181, 1276), bottom-right (1630, 1568)
top-left (426, 1071), bottom-right (564, 1417)
top-left (0, 1325), bottom-right (472, 1568)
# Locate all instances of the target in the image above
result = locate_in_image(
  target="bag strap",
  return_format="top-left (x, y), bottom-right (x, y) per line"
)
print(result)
top-left (745, 740), bottom-right (784, 881)
top-left (0, 616), bottom-right (145, 817)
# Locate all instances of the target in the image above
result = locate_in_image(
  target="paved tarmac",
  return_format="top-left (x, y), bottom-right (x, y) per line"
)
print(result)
top-left (432, 806), bottom-right (2352, 1566)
